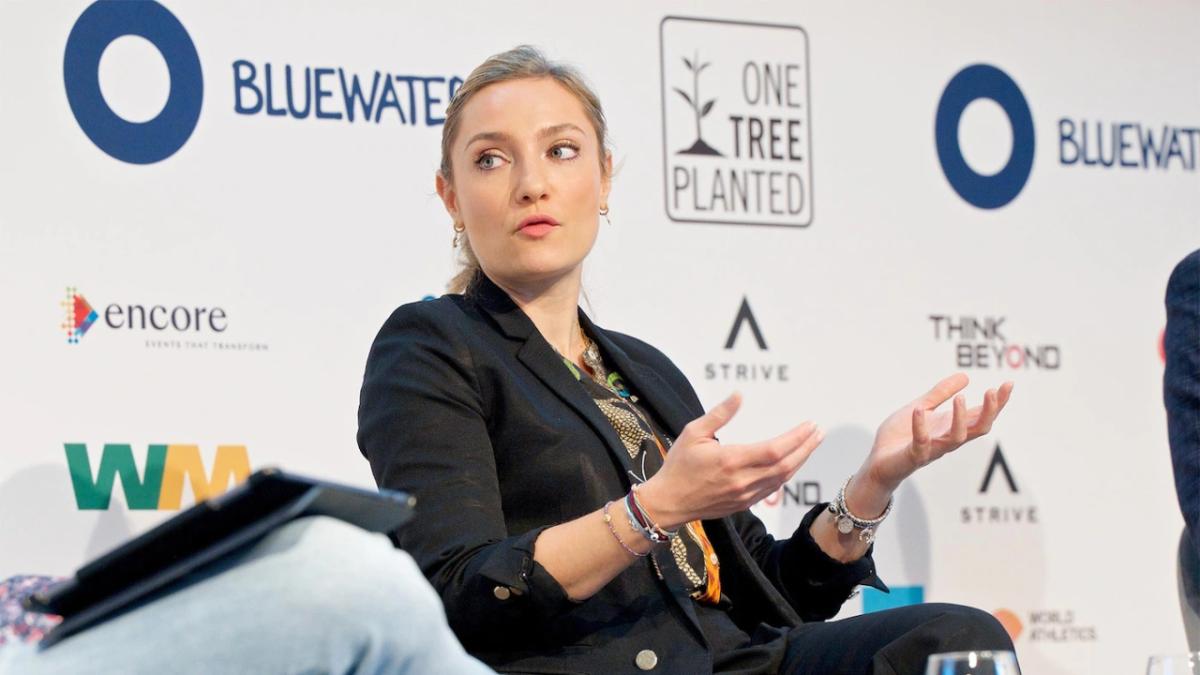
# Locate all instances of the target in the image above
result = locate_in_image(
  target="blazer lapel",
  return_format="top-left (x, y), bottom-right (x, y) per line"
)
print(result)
top-left (578, 314), bottom-right (698, 440)
top-left (581, 311), bottom-right (804, 629)
top-left (471, 276), bottom-right (712, 645)
top-left (578, 311), bottom-right (720, 645)
top-left (470, 275), bottom-right (635, 483)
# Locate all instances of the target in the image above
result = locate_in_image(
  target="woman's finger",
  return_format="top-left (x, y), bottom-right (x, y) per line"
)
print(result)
top-left (685, 391), bottom-right (743, 439)
top-left (911, 407), bottom-right (931, 462)
top-left (967, 388), bottom-right (999, 436)
top-left (742, 422), bottom-right (818, 468)
top-left (996, 381), bottom-right (1015, 410)
top-left (945, 394), bottom-right (968, 448)
top-left (766, 425), bottom-right (825, 478)
top-left (915, 372), bottom-right (970, 411)
top-left (735, 426), bottom-right (824, 498)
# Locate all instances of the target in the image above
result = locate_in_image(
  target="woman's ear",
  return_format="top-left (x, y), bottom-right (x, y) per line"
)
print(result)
top-left (600, 151), bottom-right (613, 205)
top-left (435, 172), bottom-right (459, 222)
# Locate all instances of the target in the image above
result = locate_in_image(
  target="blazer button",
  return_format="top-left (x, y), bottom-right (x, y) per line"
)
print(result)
top-left (493, 586), bottom-right (511, 600)
top-left (634, 649), bottom-right (658, 670)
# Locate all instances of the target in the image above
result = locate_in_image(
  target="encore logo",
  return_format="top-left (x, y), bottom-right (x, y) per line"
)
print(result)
top-left (61, 287), bottom-right (99, 344)
top-left (65, 443), bottom-right (250, 510)
top-left (59, 287), bottom-right (232, 346)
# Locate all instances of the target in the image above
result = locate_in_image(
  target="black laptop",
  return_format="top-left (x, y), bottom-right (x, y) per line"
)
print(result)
top-left (24, 468), bottom-right (414, 647)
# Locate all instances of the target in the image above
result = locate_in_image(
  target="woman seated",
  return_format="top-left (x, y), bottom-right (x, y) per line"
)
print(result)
top-left (356, 45), bottom-right (1017, 675)
top-left (1, 43), bottom-right (1016, 675)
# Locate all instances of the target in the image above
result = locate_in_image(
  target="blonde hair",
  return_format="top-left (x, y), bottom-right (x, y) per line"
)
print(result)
top-left (440, 45), bottom-right (611, 294)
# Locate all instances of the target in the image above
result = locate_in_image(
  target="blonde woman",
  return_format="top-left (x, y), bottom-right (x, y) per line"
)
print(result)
top-left (358, 45), bottom-right (1016, 674)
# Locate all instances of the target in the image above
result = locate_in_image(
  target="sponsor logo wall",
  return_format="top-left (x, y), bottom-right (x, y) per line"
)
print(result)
top-left (1, 2), bottom-right (1196, 672)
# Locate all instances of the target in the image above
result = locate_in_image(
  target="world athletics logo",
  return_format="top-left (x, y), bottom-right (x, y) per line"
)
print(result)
top-left (63, 0), bottom-right (203, 164)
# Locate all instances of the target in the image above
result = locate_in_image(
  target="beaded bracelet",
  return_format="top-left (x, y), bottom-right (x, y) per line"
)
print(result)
top-left (623, 496), bottom-right (658, 543)
top-left (826, 475), bottom-right (894, 544)
top-left (603, 500), bottom-right (648, 557)
top-left (626, 485), bottom-right (678, 544)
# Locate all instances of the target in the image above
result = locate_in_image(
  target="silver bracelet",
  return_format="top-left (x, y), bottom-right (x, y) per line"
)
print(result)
top-left (826, 475), bottom-right (893, 544)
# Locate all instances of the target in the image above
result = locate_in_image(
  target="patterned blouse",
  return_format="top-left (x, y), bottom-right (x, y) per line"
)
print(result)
top-left (560, 334), bottom-right (722, 604)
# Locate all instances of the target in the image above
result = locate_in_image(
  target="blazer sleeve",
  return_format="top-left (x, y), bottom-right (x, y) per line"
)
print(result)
top-left (726, 506), bottom-right (888, 621)
top-left (357, 301), bottom-right (575, 649)
top-left (1166, 249), bottom-right (1200, 553)
top-left (636, 336), bottom-right (888, 620)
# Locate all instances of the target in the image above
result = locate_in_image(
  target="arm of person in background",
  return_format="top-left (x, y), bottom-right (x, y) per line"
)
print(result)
top-left (1166, 249), bottom-right (1200, 555)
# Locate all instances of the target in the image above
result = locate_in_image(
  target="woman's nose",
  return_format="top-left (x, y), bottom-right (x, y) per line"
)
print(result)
top-left (515, 161), bottom-right (549, 204)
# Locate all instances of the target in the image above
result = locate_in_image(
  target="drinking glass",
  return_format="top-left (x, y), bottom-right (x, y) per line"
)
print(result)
top-left (925, 650), bottom-right (1021, 675)
top-left (1147, 652), bottom-right (1200, 675)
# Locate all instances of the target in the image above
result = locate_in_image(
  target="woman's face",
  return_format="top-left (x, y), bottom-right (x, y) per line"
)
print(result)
top-left (437, 77), bottom-right (611, 289)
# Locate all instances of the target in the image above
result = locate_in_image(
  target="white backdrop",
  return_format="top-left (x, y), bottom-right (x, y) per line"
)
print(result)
top-left (1, 1), bottom-right (1198, 672)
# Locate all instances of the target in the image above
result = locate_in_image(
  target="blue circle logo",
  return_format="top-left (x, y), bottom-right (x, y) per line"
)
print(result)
top-left (935, 64), bottom-right (1034, 209)
top-left (63, 1), bottom-right (202, 164)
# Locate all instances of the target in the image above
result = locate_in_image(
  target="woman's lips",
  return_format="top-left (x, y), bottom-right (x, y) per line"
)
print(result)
top-left (517, 215), bottom-right (559, 238)
top-left (519, 223), bottom-right (556, 237)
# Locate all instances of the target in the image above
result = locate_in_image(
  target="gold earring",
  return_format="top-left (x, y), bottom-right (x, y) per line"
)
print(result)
top-left (452, 222), bottom-right (466, 248)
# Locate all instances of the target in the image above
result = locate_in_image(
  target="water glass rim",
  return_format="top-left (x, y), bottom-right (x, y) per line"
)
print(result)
top-left (928, 650), bottom-right (1019, 660)
top-left (1148, 651), bottom-right (1200, 661)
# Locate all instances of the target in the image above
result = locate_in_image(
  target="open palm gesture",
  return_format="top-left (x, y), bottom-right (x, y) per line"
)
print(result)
top-left (863, 373), bottom-right (1014, 491)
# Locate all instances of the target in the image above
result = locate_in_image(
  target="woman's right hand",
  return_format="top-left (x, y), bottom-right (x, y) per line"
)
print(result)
top-left (636, 392), bottom-right (824, 530)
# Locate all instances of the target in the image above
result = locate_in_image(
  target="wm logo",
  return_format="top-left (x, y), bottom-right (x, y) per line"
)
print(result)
top-left (65, 444), bottom-right (250, 510)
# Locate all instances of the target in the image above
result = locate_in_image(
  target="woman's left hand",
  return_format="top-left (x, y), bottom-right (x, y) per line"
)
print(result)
top-left (859, 373), bottom-right (1014, 496)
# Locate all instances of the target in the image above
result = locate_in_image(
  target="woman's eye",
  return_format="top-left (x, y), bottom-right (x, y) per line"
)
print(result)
top-left (476, 154), bottom-right (501, 170)
top-left (551, 144), bottom-right (579, 160)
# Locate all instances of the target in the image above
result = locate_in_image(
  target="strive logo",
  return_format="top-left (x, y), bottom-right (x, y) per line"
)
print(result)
top-left (961, 444), bottom-right (1038, 525)
top-left (65, 443), bottom-right (250, 510)
top-left (704, 298), bottom-right (790, 382)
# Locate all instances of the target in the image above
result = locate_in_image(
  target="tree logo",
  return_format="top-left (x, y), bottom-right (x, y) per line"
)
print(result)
top-left (674, 52), bottom-right (723, 157)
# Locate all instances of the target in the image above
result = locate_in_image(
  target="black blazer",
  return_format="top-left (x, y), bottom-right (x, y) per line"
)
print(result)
top-left (1166, 249), bottom-right (1200, 558)
top-left (357, 274), bottom-right (881, 675)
